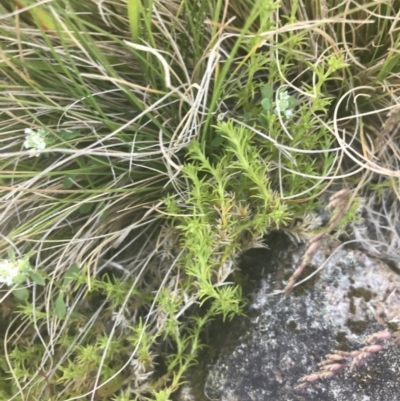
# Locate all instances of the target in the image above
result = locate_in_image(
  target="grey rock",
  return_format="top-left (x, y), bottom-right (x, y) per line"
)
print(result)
top-left (203, 236), bottom-right (400, 401)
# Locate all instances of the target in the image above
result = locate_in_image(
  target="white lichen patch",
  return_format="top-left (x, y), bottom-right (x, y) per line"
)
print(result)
top-left (204, 237), bottom-right (400, 401)
top-left (252, 238), bottom-right (400, 334)
top-left (319, 248), bottom-right (400, 334)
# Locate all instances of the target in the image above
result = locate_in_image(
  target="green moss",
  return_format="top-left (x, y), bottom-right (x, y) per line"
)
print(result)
top-left (349, 296), bottom-right (356, 314)
top-left (346, 319), bottom-right (369, 334)
top-left (335, 331), bottom-right (349, 351)
top-left (348, 286), bottom-right (373, 302)
top-left (387, 321), bottom-right (399, 332)
top-left (286, 320), bottom-right (299, 332)
top-left (353, 366), bottom-right (381, 388)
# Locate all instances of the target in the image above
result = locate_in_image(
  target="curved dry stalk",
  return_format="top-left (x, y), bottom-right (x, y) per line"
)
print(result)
top-left (285, 188), bottom-right (351, 296)
top-left (296, 330), bottom-right (400, 390)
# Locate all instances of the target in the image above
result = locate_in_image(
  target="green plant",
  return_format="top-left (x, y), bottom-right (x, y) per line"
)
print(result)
top-left (165, 121), bottom-right (290, 320)
top-left (1, 0), bottom-right (400, 400)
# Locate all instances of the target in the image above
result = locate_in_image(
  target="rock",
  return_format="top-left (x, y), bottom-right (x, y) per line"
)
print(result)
top-left (202, 235), bottom-right (400, 401)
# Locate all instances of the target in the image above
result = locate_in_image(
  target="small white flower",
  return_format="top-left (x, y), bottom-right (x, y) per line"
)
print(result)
top-left (275, 90), bottom-right (294, 119)
top-left (0, 259), bottom-right (21, 286)
top-left (279, 90), bottom-right (290, 101)
top-left (283, 109), bottom-right (293, 119)
top-left (23, 128), bottom-right (50, 156)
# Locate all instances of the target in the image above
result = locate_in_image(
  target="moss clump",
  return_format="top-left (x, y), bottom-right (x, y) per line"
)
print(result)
top-left (346, 319), bottom-right (369, 334)
top-left (387, 321), bottom-right (399, 332)
top-left (335, 331), bottom-right (349, 351)
top-left (286, 320), bottom-right (299, 333)
top-left (349, 296), bottom-right (356, 315)
top-left (348, 286), bottom-right (373, 302)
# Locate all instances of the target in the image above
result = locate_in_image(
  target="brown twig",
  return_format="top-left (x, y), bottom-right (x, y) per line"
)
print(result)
top-left (295, 330), bottom-right (400, 390)
top-left (285, 189), bottom-right (350, 296)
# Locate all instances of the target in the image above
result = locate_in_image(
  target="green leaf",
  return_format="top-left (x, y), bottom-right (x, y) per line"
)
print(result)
top-left (243, 112), bottom-right (253, 121)
top-left (7, 248), bottom-right (15, 261)
top-left (0, 357), bottom-right (8, 372)
top-left (78, 202), bottom-right (93, 214)
top-left (211, 135), bottom-right (224, 148)
top-left (259, 114), bottom-right (269, 128)
top-left (261, 83), bottom-right (273, 100)
top-left (288, 96), bottom-right (300, 108)
top-left (13, 286), bottom-right (29, 301)
top-left (99, 209), bottom-right (109, 222)
top-left (62, 263), bottom-right (80, 287)
top-left (261, 98), bottom-right (272, 111)
top-left (12, 273), bottom-right (27, 285)
top-left (96, 375), bottom-right (124, 398)
top-left (18, 257), bottom-right (33, 274)
top-left (277, 99), bottom-right (289, 111)
top-left (59, 130), bottom-right (79, 140)
top-left (29, 270), bottom-right (45, 286)
top-left (55, 294), bottom-right (67, 319)
top-left (63, 175), bottom-right (75, 189)
top-left (127, 0), bottom-right (141, 43)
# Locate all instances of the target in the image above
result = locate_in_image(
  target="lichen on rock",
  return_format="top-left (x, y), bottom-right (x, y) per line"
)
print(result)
top-left (202, 236), bottom-right (400, 401)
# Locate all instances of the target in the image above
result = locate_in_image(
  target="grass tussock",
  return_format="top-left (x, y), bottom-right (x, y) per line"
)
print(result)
top-left (1, 0), bottom-right (400, 400)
